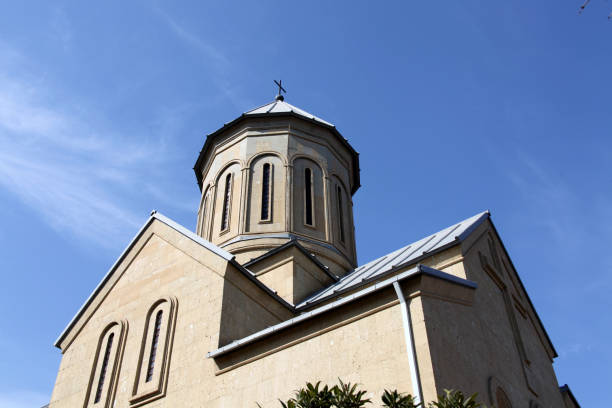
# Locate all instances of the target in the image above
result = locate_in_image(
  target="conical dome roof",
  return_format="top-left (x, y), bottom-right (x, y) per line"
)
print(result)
top-left (194, 99), bottom-right (360, 194)
top-left (244, 100), bottom-right (334, 127)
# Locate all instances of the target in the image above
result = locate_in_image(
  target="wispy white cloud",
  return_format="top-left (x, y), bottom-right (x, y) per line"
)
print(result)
top-left (50, 6), bottom-right (73, 53)
top-left (157, 9), bottom-right (229, 69)
top-left (506, 152), bottom-right (587, 246)
top-left (0, 390), bottom-right (49, 408)
top-left (152, 6), bottom-right (252, 109)
top-left (0, 42), bottom-right (190, 248)
top-left (505, 150), bottom-right (612, 290)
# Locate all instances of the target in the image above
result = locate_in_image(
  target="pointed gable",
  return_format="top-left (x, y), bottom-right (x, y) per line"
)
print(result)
top-left (55, 212), bottom-right (292, 351)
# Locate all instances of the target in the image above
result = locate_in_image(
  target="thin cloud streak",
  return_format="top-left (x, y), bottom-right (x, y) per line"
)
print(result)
top-left (0, 43), bottom-right (186, 248)
top-left (507, 152), bottom-right (587, 247)
top-left (152, 6), bottom-right (252, 109)
top-left (505, 150), bottom-right (612, 291)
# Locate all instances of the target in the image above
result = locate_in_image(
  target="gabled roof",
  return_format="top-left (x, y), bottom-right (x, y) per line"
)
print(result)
top-left (243, 238), bottom-right (339, 283)
top-left (54, 211), bottom-right (293, 349)
top-left (296, 211), bottom-right (490, 309)
top-left (207, 264), bottom-right (477, 358)
top-left (193, 99), bottom-right (361, 194)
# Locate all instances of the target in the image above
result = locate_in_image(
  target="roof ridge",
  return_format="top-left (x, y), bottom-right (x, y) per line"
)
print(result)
top-left (243, 100), bottom-right (277, 114)
top-left (295, 210), bottom-right (490, 309)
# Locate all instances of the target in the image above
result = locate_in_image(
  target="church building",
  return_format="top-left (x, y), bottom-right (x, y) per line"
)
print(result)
top-left (48, 91), bottom-right (579, 407)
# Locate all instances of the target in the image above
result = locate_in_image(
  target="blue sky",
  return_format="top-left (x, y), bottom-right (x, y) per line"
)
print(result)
top-left (0, 1), bottom-right (610, 406)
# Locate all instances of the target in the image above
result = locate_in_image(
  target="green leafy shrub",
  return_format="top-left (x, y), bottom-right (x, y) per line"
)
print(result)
top-left (279, 381), bottom-right (336, 408)
top-left (428, 389), bottom-right (484, 408)
top-left (275, 380), bottom-right (370, 408)
top-left (332, 379), bottom-right (371, 408)
top-left (381, 389), bottom-right (420, 408)
top-left (257, 381), bottom-right (485, 408)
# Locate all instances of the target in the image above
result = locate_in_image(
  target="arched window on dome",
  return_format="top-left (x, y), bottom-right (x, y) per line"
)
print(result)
top-left (261, 163), bottom-right (272, 221)
top-left (304, 167), bottom-right (314, 226)
top-left (84, 321), bottom-right (127, 407)
top-left (221, 173), bottom-right (232, 231)
top-left (336, 185), bottom-right (345, 243)
top-left (131, 298), bottom-right (178, 406)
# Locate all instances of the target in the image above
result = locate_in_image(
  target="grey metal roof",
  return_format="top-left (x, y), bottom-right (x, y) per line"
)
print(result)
top-left (207, 264), bottom-right (477, 358)
top-left (295, 211), bottom-right (490, 309)
top-left (244, 100), bottom-right (334, 127)
top-left (193, 99), bottom-right (361, 195)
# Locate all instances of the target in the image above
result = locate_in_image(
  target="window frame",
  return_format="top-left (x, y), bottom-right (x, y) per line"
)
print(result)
top-left (259, 162), bottom-right (273, 223)
top-left (303, 167), bottom-right (315, 227)
top-left (220, 173), bottom-right (233, 233)
top-left (336, 184), bottom-right (346, 244)
top-left (130, 297), bottom-right (178, 407)
top-left (83, 321), bottom-right (127, 408)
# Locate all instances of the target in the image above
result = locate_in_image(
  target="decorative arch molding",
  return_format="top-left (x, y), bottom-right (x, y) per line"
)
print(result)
top-left (246, 151), bottom-right (287, 168)
top-left (130, 297), bottom-right (178, 407)
top-left (212, 159), bottom-right (244, 186)
top-left (196, 184), bottom-right (211, 236)
top-left (246, 154), bottom-right (285, 229)
top-left (331, 175), bottom-right (349, 246)
top-left (487, 376), bottom-right (513, 408)
top-left (330, 173), bottom-right (350, 194)
top-left (83, 320), bottom-right (128, 408)
top-left (289, 154), bottom-right (328, 178)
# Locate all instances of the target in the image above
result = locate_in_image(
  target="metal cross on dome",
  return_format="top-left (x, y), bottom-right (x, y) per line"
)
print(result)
top-left (274, 79), bottom-right (286, 101)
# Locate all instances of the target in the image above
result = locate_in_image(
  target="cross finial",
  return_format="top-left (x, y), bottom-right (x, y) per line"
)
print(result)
top-left (274, 79), bottom-right (286, 101)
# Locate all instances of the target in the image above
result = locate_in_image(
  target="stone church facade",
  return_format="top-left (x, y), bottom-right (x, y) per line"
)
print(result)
top-left (48, 96), bottom-right (579, 407)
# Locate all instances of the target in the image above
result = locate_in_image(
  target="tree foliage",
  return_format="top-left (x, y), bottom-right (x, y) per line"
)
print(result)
top-left (258, 381), bottom-right (486, 408)
top-left (428, 390), bottom-right (482, 408)
top-left (381, 389), bottom-right (420, 408)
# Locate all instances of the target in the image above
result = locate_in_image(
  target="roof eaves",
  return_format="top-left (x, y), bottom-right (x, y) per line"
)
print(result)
top-left (242, 239), bottom-right (339, 283)
top-left (193, 111), bottom-right (360, 195)
top-left (560, 384), bottom-right (580, 408)
top-left (229, 259), bottom-right (296, 311)
top-left (293, 240), bottom-right (340, 282)
top-left (487, 216), bottom-right (559, 358)
top-left (206, 264), bottom-right (476, 358)
top-left (456, 210), bottom-right (490, 241)
top-left (54, 211), bottom-right (291, 349)
top-left (54, 212), bottom-right (158, 348)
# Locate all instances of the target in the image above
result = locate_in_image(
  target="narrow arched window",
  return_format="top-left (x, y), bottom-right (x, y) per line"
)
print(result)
top-left (201, 190), bottom-right (209, 236)
top-left (337, 185), bottom-right (345, 243)
top-left (94, 332), bottom-right (114, 403)
top-left (145, 310), bottom-right (163, 382)
top-left (84, 322), bottom-right (126, 407)
top-left (132, 299), bottom-right (177, 405)
top-left (304, 168), bottom-right (314, 226)
top-left (221, 173), bottom-right (232, 231)
top-left (261, 163), bottom-right (272, 221)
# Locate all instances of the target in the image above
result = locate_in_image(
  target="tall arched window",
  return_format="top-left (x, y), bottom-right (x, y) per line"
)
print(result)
top-left (131, 298), bottom-right (178, 406)
top-left (221, 173), bottom-right (232, 231)
top-left (304, 168), bottom-right (314, 226)
top-left (84, 321), bottom-right (127, 408)
top-left (336, 185), bottom-right (345, 243)
top-left (94, 332), bottom-right (114, 403)
top-left (201, 188), bottom-right (210, 237)
top-left (261, 163), bottom-right (272, 221)
top-left (145, 310), bottom-right (163, 382)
